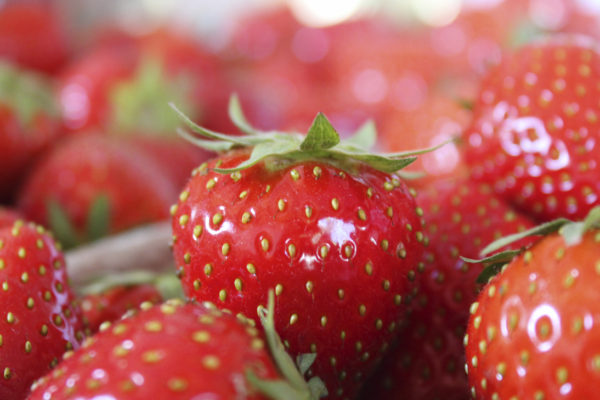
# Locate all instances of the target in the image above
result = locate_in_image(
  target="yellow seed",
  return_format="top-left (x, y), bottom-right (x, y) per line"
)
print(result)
top-left (168, 377), bottom-right (189, 391)
top-left (193, 225), bottom-right (202, 238)
top-left (18, 248), bottom-right (26, 258)
top-left (320, 245), bottom-right (329, 259)
top-left (277, 199), bottom-right (286, 211)
top-left (246, 263), bottom-right (256, 274)
top-left (305, 206), bottom-right (313, 218)
top-left (261, 238), bottom-right (270, 252)
top-left (290, 314), bottom-right (298, 325)
top-left (222, 243), bottom-right (230, 256)
top-left (241, 212), bottom-right (251, 224)
top-left (275, 284), bottom-right (283, 296)
top-left (206, 179), bottom-right (216, 190)
top-left (306, 281), bottom-right (314, 293)
top-left (365, 262), bottom-right (373, 276)
top-left (193, 330), bottom-right (210, 343)
top-left (338, 289), bottom-right (345, 299)
top-left (204, 264), bottom-right (213, 276)
top-left (357, 208), bottom-right (367, 221)
top-left (179, 191), bottom-right (190, 202)
top-left (359, 304), bottom-right (366, 316)
top-left (313, 166), bottom-right (322, 178)
top-left (219, 290), bottom-right (227, 302)
top-left (234, 278), bottom-right (243, 291)
top-left (290, 169), bottom-right (300, 180)
top-left (178, 215), bottom-right (189, 227)
top-left (287, 244), bottom-right (296, 258)
top-left (321, 316), bottom-right (328, 327)
top-left (331, 198), bottom-right (340, 211)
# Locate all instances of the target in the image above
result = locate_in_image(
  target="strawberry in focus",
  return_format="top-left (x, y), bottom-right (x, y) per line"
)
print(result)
top-left (364, 176), bottom-right (536, 400)
top-left (17, 134), bottom-right (178, 248)
top-left (0, 220), bottom-right (84, 399)
top-left (28, 298), bottom-right (321, 400)
top-left (171, 101), bottom-right (428, 398)
top-left (465, 207), bottom-right (600, 399)
top-left (463, 35), bottom-right (600, 221)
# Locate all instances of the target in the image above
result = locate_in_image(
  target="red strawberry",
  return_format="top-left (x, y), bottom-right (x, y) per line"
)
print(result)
top-left (80, 283), bottom-right (163, 334)
top-left (171, 103), bottom-right (427, 398)
top-left (462, 35), bottom-right (600, 221)
top-left (29, 298), bottom-right (320, 399)
top-left (364, 176), bottom-right (536, 400)
top-left (58, 28), bottom-right (224, 134)
top-left (0, 220), bottom-right (84, 399)
top-left (17, 134), bottom-right (178, 248)
top-left (0, 3), bottom-right (68, 74)
top-left (0, 206), bottom-right (22, 228)
top-left (0, 62), bottom-right (62, 200)
top-left (465, 207), bottom-right (600, 399)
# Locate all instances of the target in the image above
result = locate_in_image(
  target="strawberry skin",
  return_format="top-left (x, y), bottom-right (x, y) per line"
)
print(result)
top-left (463, 35), bottom-right (600, 222)
top-left (466, 228), bottom-right (600, 399)
top-left (29, 300), bottom-right (282, 399)
top-left (364, 177), bottom-right (536, 400)
top-left (172, 149), bottom-right (426, 398)
top-left (0, 207), bottom-right (22, 229)
top-left (0, 221), bottom-right (84, 399)
top-left (17, 133), bottom-right (177, 246)
top-left (80, 283), bottom-right (162, 334)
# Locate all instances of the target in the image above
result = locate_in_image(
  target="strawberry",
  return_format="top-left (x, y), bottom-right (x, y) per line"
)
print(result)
top-left (465, 207), bottom-right (600, 399)
top-left (170, 99), bottom-right (428, 398)
top-left (28, 297), bottom-right (323, 399)
top-left (17, 134), bottom-right (178, 248)
top-left (0, 220), bottom-right (84, 399)
top-left (0, 3), bottom-right (68, 74)
top-left (58, 28), bottom-right (223, 134)
top-left (462, 35), bottom-right (600, 222)
top-left (0, 206), bottom-right (22, 228)
top-left (0, 62), bottom-right (62, 200)
top-left (80, 283), bottom-right (163, 334)
top-left (363, 176), bottom-right (536, 400)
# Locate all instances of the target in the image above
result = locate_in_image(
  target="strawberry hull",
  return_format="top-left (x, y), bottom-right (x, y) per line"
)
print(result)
top-left (172, 150), bottom-right (426, 398)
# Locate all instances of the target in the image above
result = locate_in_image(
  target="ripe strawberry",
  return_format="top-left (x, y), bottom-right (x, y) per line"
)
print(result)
top-left (462, 35), bottom-right (600, 221)
top-left (465, 207), bottom-right (600, 399)
top-left (0, 62), bottom-right (62, 200)
top-left (363, 176), bottom-right (536, 400)
top-left (171, 101), bottom-right (427, 398)
top-left (0, 206), bottom-right (22, 228)
top-left (80, 283), bottom-right (163, 334)
top-left (29, 298), bottom-right (319, 399)
top-left (0, 220), bottom-right (84, 399)
top-left (58, 28), bottom-right (223, 134)
top-left (0, 3), bottom-right (68, 74)
top-left (17, 134), bottom-right (178, 248)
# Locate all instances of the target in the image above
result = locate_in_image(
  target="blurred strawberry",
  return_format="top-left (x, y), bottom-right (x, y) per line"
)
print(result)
top-left (17, 134), bottom-right (178, 248)
top-left (0, 62), bottom-right (62, 200)
top-left (0, 206), bottom-right (22, 228)
top-left (0, 2), bottom-right (68, 74)
top-left (58, 28), bottom-right (225, 134)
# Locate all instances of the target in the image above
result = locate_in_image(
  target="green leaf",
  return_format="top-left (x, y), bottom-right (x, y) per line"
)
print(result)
top-left (334, 152), bottom-right (417, 173)
top-left (395, 170), bottom-right (427, 180)
top-left (296, 354), bottom-right (317, 376)
top-left (560, 206), bottom-right (600, 246)
top-left (47, 200), bottom-right (80, 250)
top-left (214, 141), bottom-right (300, 173)
top-left (246, 370), bottom-right (309, 400)
top-left (170, 102), bottom-right (258, 147)
top-left (344, 120), bottom-right (376, 150)
top-left (300, 113), bottom-right (340, 151)
top-left (385, 138), bottom-right (456, 158)
top-left (228, 93), bottom-right (261, 136)
top-left (461, 249), bottom-right (523, 284)
top-left (86, 195), bottom-right (111, 242)
top-left (177, 128), bottom-right (237, 152)
top-left (481, 217), bottom-right (571, 256)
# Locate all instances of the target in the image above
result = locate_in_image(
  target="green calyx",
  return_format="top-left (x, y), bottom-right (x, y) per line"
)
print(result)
top-left (246, 290), bottom-right (327, 400)
top-left (172, 94), bottom-right (449, 174)
top-left (110, 57), bottom-right (195, 136)
top-left (47, 195), bottom-right (111, 250)
top-left (0, 62), bottom-right (59, 127)
top-left (463, 206), bottom-right (600, 283)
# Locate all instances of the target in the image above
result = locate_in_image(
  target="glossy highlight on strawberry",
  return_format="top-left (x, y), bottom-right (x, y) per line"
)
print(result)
top-left (171, 101), bottom-right (430, 398)
top-left (463, 35), bottom-right (600, 222)
top-left (0, 220), bottom-right (84, 399)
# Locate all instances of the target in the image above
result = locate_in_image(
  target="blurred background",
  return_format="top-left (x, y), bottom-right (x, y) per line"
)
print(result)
top-left (1, 0), bottom-right (600, 247)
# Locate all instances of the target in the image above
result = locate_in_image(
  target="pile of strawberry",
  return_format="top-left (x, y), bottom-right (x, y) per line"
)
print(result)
top-left (0, 1), bottom-right (600, 399)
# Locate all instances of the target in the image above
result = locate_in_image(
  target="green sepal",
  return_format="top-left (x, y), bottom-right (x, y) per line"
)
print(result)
top-left (300, 113), bottom-right (340, 151)
top-left (110, 57), bottom-right (194, 136)
top-left (173, 95), bottom-right (448, 175)
top-left (47, 199), bottom-right (80, 250)
top-left (228, 93), bottom-right (261, 136)
top-left (480, 217), bottom-right (572, 256)
top-left (344, 120), bottom-right (377, 150)
top-left (85, 195), bottom-right (110, 242)
top-left (461, 249), bottom-right (523, 284)
top-left (0, 62), bottom-right (59, 127)
top-left (247, 290), bottom-right (327, 400)
top-left (464, 206), bottom-right (600, 283)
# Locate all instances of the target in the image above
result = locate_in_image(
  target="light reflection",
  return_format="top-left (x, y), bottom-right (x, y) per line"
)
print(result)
top-left (317, 217), bottom-right (356, 248)
top-left (527, 303), bottom-right (561, 352)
